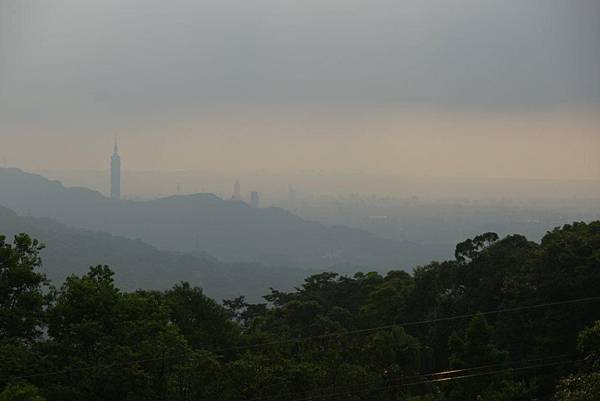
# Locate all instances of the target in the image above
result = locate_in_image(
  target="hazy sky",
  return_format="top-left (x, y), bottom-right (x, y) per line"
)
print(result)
top-left (1, 0), bottom-right (599, 179)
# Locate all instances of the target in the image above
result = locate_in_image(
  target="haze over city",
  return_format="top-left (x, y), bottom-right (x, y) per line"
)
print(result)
top-left (1, 2), bottom-right (599, 400)
top-left (2, 0), bottom-right (599, 185)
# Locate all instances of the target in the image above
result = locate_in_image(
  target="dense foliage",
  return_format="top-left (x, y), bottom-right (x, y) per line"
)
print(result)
top-left (1, 221), bottom-right (599, 400)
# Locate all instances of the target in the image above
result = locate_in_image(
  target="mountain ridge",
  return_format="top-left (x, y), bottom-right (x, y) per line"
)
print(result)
top-left (0, 204), bottom-right (321, 302)
top-left (0, 167), bottom-right (437, 269)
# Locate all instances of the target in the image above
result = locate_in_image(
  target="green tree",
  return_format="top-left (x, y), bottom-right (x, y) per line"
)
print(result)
top-left (447, 314), bottom-right (510, 401)
top-left (577, 320), bottom-right (600, 367)
top-left (554, 320), bottom-right (600, 401)
top-left (165, 282), bottom-right (238, 349)
top-left (0, 235), bottom-right (49, 389)
top-left (0, 383), bottom-right (45, 401)
top-left (554, 373), bottom-right (600, 401)
top-left (46, 266), bottom-right (191, 401)
top-left (366, 326), bottom-right (422, 377)
top-left (0, 234), bottom-right (48, 340)
top-left (455, 232), bottom-right (499, 264)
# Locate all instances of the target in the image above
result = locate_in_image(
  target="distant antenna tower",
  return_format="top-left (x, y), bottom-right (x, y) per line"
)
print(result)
top-left (110, 137), bottom-right (121, 200)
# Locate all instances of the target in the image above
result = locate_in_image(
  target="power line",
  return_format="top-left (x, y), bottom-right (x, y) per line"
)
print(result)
top-left (208, 295), bottom-right (600, 354)
top-left (245, 354), bottom-right (575, 401)
top-left (13, 295), bottom-right (600, 380)
top-left (218, 295), bottom-right (600, 353)
top-left (257, 358), bottom-right (581, 401)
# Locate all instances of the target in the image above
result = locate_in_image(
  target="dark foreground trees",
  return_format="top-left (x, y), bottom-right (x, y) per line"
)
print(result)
top-left (1, 221), bottom-right (599, 400)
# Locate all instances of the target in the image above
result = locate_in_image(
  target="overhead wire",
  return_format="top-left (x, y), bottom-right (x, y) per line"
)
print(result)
top-left (245, 353), bottom-right (575, 401)
top-left (12, 295), bottom-right (600, 380)
top-left (253, 358), bottom-right (581, 401)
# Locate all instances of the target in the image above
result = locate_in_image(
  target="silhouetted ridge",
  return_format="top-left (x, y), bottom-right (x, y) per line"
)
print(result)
top-left (0, 168), bottom-right (440, 269)
top-left (0, 204), bottom-right (317, 301)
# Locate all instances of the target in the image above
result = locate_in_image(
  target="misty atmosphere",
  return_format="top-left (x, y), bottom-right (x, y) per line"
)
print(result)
top-left (1, 1), bottom-right (599, 400)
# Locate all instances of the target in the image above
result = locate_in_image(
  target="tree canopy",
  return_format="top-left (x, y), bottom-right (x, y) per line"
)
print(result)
top-left (1, 222), bottom-right (599, 400)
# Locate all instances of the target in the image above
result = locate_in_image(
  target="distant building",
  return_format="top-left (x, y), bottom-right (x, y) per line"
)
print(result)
top-left (288, 186), bottom-right (297, 206)
top-left (250, 191), bottom-right (260, 208)
top-left (110, 141), bottom-right (121, 200)
top-left (232, 180), bottom-right (242, 201)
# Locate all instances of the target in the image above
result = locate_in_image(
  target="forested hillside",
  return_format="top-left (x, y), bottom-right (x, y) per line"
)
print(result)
top-left (0, 168), bottom-right (436, 269)
top-left (1, 222), bottom-right (599, 400)
top-left (0, 205), bottom-right (315, 302)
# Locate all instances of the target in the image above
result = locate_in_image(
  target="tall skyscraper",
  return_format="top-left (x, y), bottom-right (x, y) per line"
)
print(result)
top-left (111, 141), bottom-right (121, 200)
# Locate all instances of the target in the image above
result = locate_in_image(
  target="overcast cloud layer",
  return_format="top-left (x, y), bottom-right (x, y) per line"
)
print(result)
top-left (1, 0), bottom-right (599, 179)
top-left (2, 0), bottom-right (599, 117)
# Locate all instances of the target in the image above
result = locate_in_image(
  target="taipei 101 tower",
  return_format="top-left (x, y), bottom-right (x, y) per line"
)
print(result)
top-left (110, 140), bottom-right (121, 200)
